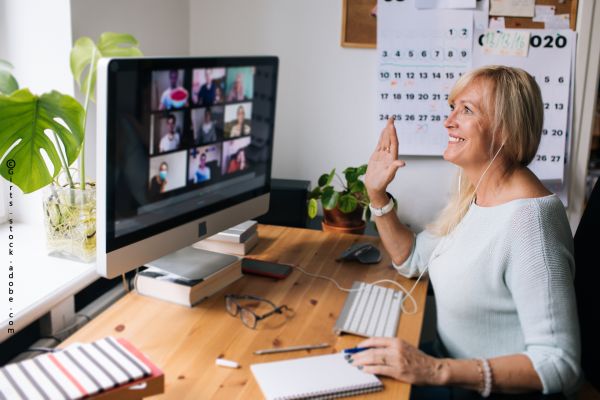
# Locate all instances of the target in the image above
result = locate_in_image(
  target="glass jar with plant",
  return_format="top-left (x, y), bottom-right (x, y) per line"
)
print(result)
top-left (307, 165), bottom-right (372, 234)
top-left (0, 33), bottom-right (142, 262)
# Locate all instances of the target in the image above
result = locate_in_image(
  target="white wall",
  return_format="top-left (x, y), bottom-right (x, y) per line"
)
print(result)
top-left (12, 1), bottom-right (592, 232)
top-left (70, 0), bottom-right (190, 181)
top-left (0, 0), bottom-right (74, 223)
top-left (189, 0), bottom-right (455, 231)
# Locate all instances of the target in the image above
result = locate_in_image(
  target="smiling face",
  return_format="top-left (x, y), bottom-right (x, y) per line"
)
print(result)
top-left (442, 79), bottom-right (498, 170)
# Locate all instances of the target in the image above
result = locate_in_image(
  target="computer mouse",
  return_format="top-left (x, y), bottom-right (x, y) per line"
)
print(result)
top-left (336, 243), bottom-right (382, 264)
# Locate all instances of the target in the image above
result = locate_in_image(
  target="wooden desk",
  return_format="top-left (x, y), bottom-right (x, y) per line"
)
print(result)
top-left (62, 225), bottom-right (429, 399)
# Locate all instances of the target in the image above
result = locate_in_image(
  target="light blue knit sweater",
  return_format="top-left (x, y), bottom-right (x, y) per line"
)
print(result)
top-left (394, 194), bottom-right (581, 395)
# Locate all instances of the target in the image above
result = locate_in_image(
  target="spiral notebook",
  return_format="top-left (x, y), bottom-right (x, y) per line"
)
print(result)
top-left (250, 352), bottom-right (383, 400)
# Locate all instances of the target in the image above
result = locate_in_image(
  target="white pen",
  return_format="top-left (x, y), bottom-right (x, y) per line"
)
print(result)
top-left (254, 343), bottom-right (330, 355)
top-left (215, 358), bottom-right (240, 368)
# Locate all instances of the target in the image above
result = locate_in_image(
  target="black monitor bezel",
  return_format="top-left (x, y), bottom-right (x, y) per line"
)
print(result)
top-left (104, 56), bottom-right (278, 253)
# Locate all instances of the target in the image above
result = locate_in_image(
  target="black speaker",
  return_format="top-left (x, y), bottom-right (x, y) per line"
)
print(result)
top-left (257, 179), bottom-right (310, 228)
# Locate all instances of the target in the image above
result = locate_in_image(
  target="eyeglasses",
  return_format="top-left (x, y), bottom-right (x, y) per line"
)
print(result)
top-left (225, 294), bottom-right (290, 329)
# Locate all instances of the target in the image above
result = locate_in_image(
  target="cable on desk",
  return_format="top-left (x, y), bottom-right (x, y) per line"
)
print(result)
top-left (291, 264), bottom-right (428, 315)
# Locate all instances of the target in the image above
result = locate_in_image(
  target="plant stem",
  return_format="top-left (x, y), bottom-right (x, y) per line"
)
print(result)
top-left (80, 47), bottom-right (97, 190)
top-left (52, 128), bottom-right (74, 188)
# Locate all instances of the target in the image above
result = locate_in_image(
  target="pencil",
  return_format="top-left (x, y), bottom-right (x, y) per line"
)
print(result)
top-left (254, 343), bottom-right (330, 355)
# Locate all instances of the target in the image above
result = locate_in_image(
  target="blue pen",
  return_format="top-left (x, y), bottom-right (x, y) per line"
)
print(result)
top-left (343, 346), bottom-right (371, 354)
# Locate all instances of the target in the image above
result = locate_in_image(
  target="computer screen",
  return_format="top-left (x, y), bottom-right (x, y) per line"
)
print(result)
top-left (96, 56), bottom-right (278, 278)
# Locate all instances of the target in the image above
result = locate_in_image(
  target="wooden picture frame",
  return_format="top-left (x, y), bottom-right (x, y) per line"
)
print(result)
top-left (341, 0), bottom-right (377, 49)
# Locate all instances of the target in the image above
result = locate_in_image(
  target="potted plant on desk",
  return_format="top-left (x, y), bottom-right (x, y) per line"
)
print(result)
top-left (308, 165), bottom-right (395, 235)
top-left (0, 33), bottom-right (142, 262)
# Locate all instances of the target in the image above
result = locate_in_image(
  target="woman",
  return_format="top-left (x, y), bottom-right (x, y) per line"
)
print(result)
top-left (227, 73), bottom-right (246, 102)
top-left (227, 148), bottom-right (247, 173)
top-left (354, 66), bottom-right (581, 397)
top-left (230, 105), bottom-right (251, 137)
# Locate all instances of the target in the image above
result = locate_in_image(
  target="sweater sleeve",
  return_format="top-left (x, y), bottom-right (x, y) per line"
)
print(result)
top-left (392, 230), bottom-right (441, 278)
top-left (506, 200), bottom-right (581, 395)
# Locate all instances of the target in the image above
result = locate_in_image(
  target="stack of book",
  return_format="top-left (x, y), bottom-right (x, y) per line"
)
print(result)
top-left (136, 255), bottom-right (242, 307)
top-left (192, 220), bottom-right (259, 256)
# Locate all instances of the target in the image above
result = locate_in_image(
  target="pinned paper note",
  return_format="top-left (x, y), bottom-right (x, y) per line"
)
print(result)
top-left (489, 17), bottom-right (506, 29)
top-left (534, 5), bottom-right (556, 19)
top-left (482, 30), bottom-right (530, 57)
top-left (415, 0), bottom-right (476, 8)
top-left (545, 14), bottom-right (570, 29)
top-left (535, 14), bottom-right (570, 29)
top-left (474, 0), bottom-right (491, 30)
top-left (490, 0), bottom-right (535, 17)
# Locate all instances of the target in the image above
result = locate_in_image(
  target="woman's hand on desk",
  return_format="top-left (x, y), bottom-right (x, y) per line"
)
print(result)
top-left (365, 117), bottom-right (406, 206)
top-left (350, 337), bottom-right (446, 386)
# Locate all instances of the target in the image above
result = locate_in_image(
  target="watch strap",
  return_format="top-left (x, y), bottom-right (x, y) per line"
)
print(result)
top-left (369, 196), bottom-right (394, 217)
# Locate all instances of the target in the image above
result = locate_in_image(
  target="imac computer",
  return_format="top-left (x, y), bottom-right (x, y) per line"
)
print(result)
top-left (96, 57), bottom-right (279, 279)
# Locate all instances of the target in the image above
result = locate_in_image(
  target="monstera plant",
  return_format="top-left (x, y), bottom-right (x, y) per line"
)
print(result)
top-left (0, 33), bottom-right (142, 262)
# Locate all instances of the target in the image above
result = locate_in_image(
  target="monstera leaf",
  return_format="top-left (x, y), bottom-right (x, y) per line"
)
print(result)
top-left (0, 89), bottom-right (85, 193)
top-left (0, 60), bottom-right (19, 95)
top-left (70, 32), bottom-right (143, 101)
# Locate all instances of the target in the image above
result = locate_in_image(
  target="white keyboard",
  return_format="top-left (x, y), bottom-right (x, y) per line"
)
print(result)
top-left (334, 281), bottom-right (403, 338)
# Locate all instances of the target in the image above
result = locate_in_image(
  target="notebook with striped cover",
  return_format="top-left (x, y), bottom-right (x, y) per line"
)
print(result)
top-left (0, 337), bottom-right (161, 400)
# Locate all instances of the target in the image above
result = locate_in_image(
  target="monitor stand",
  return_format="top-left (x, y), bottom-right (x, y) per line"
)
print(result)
top-left (145, 246), bottom-right (239, 281)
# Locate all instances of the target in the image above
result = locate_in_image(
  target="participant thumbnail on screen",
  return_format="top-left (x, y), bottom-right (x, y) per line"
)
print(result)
top-left (152, 69), bottom-right (189, 111)
top-left (188, 144), bottom-right (222, 184)
top-left (224, 102), bottom-right (252, 139)
top-left (222, 136), bottom-right (251, 175)
top-left (225, 66), bottom-right (254, 102)
top-left (148, 151), bottom-right (187, 200)
top-left (191, 106), bottom-right (224, 145)
top-left (192, 68), bottom-right (226, 106)
top-left (152, 112), bottom-right (184, 154)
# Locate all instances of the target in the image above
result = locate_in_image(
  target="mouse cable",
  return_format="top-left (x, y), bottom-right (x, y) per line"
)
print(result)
top-left (291, 264), bottom-right (429, 315)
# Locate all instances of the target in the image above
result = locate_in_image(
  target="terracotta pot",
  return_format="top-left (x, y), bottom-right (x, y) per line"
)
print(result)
top-left (321, 220), bottom-right (366, 235)
top-left (322, 206), bottom-right (366, 235)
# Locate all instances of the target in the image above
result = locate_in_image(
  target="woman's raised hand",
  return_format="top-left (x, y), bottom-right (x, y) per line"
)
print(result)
top-left (365, 117), bottom-right (406, 205)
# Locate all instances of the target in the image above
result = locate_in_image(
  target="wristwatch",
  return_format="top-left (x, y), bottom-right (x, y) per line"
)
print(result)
top-left (369, 196), bottom-right (395, 217)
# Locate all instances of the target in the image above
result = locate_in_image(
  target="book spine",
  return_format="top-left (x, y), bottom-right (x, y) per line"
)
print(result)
top-left (193, 232), bottom-right (258, 256)
top-left (190, 270), bottom-right (242, 306)
top-left (136, 260), bottom-right (242, 307)
top-left (207, 225), bottom-right (257, 243)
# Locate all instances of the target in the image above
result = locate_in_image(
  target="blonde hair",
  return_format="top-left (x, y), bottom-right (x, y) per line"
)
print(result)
top-left (428, 65), bottom-right (544, 236)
